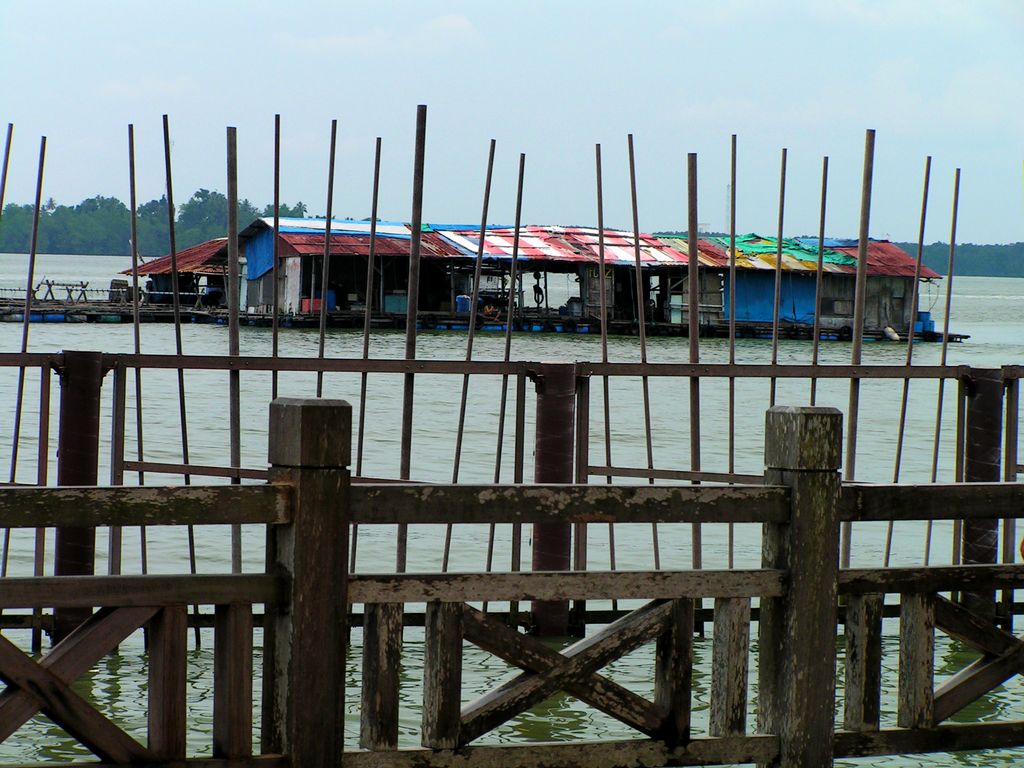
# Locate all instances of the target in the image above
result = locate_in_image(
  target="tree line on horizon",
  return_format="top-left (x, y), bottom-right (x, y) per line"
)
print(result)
top-left (0, 190), bottom-right (308, 258)
top-left (1, 197), bottom-right (1022, 277)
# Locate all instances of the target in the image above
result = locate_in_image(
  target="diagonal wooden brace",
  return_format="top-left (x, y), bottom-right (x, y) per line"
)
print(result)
top-left (0, 606), bottom-right (157, 742)
top-left (460, 600), bottom-right (671, 744)
top-left (0, 612), bottom-right (155, 761)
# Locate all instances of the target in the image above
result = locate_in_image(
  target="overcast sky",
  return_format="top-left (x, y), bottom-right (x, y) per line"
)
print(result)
top-left (1, 1), bottom-right (1022, 243)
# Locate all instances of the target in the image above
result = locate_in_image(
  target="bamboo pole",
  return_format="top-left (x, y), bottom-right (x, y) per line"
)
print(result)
top-left (8, 133), bottom-right (42, 490)
top-left (925, 167), bottom-right (961, 565)
top-left (316, 119), bottom-right (338, 398)
top-left (162, 115), bottom-right (200, 645)
top-left (441, 140), bottom-right (496, 573)
top-left (884, 156), bottom-right (931, 566)
top-left (397, 105), bottom-right (427, 572)
top-left (809, 156), bottom-right (829, 405)
top-left (686, 152), bottom-right (702, 570)
top-left (768, 147), bottom-right (787, 407)
top-left (626, 134), bottom-right (660, 569)
top-left (727, 135), bottom-right (737, 569)
top-left (271, 114), bottom-right (281, 400)
top-left (226, 126), bottom-right (242, 574)
top-left (126, 124), bottom-right (147, 575)
top-left (494, 154), bottom-right (526, 483)
top-left (842, 128), bottom-right (876, 570)
top-left (356, 137), bottom-right (383, 479)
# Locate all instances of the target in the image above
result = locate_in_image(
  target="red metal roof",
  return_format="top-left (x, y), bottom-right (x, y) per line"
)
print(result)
top-left (128, 239), bottom-right (228, 276)
top-left (281, 233), bottom-right (412, 257)
top-left (831, 241), bottom-right (941, 279)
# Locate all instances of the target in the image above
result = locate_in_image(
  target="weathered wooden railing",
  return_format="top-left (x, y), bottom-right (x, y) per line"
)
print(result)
top-left (3, 401), bottom-right (1024, 765)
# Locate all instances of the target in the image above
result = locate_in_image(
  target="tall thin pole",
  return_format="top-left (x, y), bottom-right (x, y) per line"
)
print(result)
top-left (451, 139), bottom-right (496, 484)
top-left (163, 115), bottom-right (199, 646)
top-left (727, 135), bottom-right (737, 569)
top-left (226, 126), bottom-right (242, 574)
top-left (494, 153), bottom-right (526, 482)
top-left (809, 156), bottom-right (829, 405)
top-left (769, 148), bottom-right (787, 407)
top-left (351, 137), bottom-right (383, 573)
top-left (127, 125), bottom-right (147, 574)
top-left (8, 135), bottom-right (44, 487)
top-left (842, 128), bottom-right (876, 569)
top-left (925, 167), bottom-right (961, 565)
top-left (271, 114), bottom-right (281, 400)
top-left (627, 134), bottom-right (659, 569)
top-left (316, 119), bottom-right (338, 397)
top-left (397, 104), bottom-right (427, 572)
top-left (687, 152), bottom-right (702, 570)
top-left (595, 144), bottom-right (617, 589)
top-left (885, 155), bottom-right (931, 567)
top-left (356, 137), bottom-right (383, 479)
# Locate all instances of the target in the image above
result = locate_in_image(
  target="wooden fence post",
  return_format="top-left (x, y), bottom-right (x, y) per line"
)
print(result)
top-left (758, 406), bottom-right (842, 768)
top-left (262, 398), bottom-right (350, 767)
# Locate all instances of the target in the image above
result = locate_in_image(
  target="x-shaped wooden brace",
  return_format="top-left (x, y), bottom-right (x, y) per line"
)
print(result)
top-left (458, 598), bottom-right (691, 746)
top-left (0, 606), bottom-right (158, 761)
top-left (933, 596), bottom-right (1024, 722)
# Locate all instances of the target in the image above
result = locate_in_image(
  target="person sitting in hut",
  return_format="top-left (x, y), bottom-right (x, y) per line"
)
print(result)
top-left (482, 303), bottom-right (501, 321)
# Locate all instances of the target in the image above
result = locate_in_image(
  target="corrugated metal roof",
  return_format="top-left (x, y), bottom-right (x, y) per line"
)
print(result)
top-left (128, 238), bottom-right (228, 276)
top-left (280, 233), bottom-right (411, 257)
top-left (831, 240), bottom-right (942, 279)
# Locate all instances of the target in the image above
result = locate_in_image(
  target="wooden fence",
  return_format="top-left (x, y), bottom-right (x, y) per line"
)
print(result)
top-left (2, 400), bottom-right (1024, 766)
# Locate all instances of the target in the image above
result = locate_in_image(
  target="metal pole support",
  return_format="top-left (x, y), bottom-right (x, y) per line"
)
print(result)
top-left (962, 368), bottom-right (1003, 622)
top-left (531, 363), bottom-right (576, 636)
top-left (53, 350), bottom-right (105, 642)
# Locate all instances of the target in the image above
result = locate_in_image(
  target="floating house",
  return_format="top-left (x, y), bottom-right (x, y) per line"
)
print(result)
top-left (128, 238), bottom-right (233, 307)
top-left (132, 217), bottom-right (943, 339)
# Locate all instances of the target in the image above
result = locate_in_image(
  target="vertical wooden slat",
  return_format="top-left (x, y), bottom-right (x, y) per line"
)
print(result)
top-left (422, 601), bottom-right (463, 749)
top-left (843, 593), bottom-right (883, 731)
top-left (1001, 374), bottom-right (1018, 631)
top-left (32, 363), bottom-right (51, 652)
top-left (898, 593), bottom-right (935, 728)
top-left (214, 603), bottom-right (253, 758)
top-left (108, 361), bottom-right (126, 576)
top-left (360, 602), bottom-right (404, 750)
top-left (571, 375), bottom-right (590, 636)
top-left (654, 597), bottom-right (693, 745)
top-left (148, 604), bottom-right (188, 758)
top-left (709, 596), bottom-right (750, 736)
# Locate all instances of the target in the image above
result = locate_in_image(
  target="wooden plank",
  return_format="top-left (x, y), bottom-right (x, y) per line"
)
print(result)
top-left (840, 483), bottom-right (1024, 522)
top-left (214, 603), bottom-right (253, 759)
top-left (360, 602), bottom-right (404, 750)
top-left (148, 604), bottom-right (188, 758)
top-left (342, 734), bottom-right (779, 768)
top-left (0, 484), bottom-right (290, 528)
top-left (843, 593), bottom-right (883, 731)
top-left (934, 643), bottom-right (1024, 722)
top-left (349, 483), bottom-right (788, 525)
top-left (576, 361), bottom-right (964, 380)
top-left (655, 598), bottom-right (694, 744)
top-left (709, 597), bottom-right (748, 737)
top-left (834, 720), bottom-right (1024, 758)
top-left (123, 460), bottom-right (271, 481)
top-left (422, 602), bottom-right (463, 749)
top-left (840, 564), bottom-right (1024, 594)
top-left (28, 758), bottom-right (289, 768)
top-left (935, 594), bottom-right (1020, 656)
top-left (460, 600), bottom-right (671, 744)
top-left (0, 574), bottom-right (279, 609)
top-left (348, 568), bottom-right (784, 604)
top-left (898, 593), bottom-right (934, 728)
top-left (0, 606), bottom-right (156, 742)
top-left (461, 605), bottom-right (662, 739)
top-left (586, 465), bottom-right (765, 485)
top-left (0, 633), bottom-right (155, 763)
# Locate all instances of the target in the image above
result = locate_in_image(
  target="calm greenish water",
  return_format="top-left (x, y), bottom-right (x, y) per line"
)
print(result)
top-left (1, 253), bottom-right (1022, 765)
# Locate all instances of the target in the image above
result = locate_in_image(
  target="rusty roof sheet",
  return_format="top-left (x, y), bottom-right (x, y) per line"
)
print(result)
top-left (128, 238), bottom-right (228, 276)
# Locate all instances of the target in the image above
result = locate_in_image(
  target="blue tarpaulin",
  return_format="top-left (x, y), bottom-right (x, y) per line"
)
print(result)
top-left (725, 270), bottom-right (820, 325)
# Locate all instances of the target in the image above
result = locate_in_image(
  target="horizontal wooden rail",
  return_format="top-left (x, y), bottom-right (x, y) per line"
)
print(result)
top-left (834, 721), bottom-right (1024, 759)
top-left (344, 734), bottom-right (779, 768)
top-left (348, 568), bottom-right (784, 603)
top-left (840, 483), bottom-right (1024, 521)
top-left (839, 564), bottom-right (1024, 595)
top-left (122, 460), bottom-right (271, 481)
top-left (0, 485), bottom-right (291, 527)
top-left (577, 361), bottom-right (969, 380)
top-left (350, 484), bottom-right (788, 525)
top-left (0, 574), bottom-right (280, 609)
top-left (587, 465), bottom-right (765, 485)
top-left (36, 758), bottom-right (288, 768)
